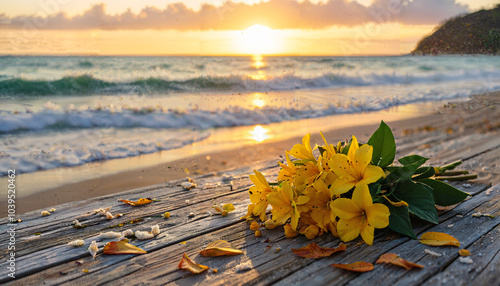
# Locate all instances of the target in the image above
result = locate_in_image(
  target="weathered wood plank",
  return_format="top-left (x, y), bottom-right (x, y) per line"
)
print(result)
top-left (424, 225), bottom-right (500, 286)
top-left (0, 190), bottom-right (251, 283)
top-left (0, 164), bottom-right (280, 258)
top-left (94, 183), bottom-right (493, 286)
top-left (0, 130), bottom-right (497, 285)
top-left (271, 184), bottom-right (499, 286)
top-left (346, 185), bottom-right (500, 286)
top-left (0, 179), bottom-right (490, 285)
top-left (0, 162), bottom-right (282, 282)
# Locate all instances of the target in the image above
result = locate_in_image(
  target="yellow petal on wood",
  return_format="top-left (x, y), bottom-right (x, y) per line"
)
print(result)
top-left (199, 240), bottom-right (243, 257)
top-left (459, 249), bottom-right (471, 256)
top-left (119, 198), bottom-right (152, 206)
top-left (222, 203), bottom-right (235, 212)
top-left (103, 241), bottom-right (147, 255)
top-left (178, 253), bottom-right (209, 274)
top-left (420, 232), bottom-right (460, 247)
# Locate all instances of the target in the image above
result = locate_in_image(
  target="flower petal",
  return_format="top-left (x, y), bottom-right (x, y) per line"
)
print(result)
top-left (250, 170), bottom-right (271, 189)
top-left (358, 165), bottom-right (386, 186)
top-left (337, 217), bottom-right (362, 242)
top-left (365, 203), bottom-right (390, 229)
top-left (331, 198), bottom-right (361, 219)
top-left (272, 209), bottom-right (292, 226)
top-left (354, 144), bottom-right (373, 174)
top-left (352, 184), bottom-right (373, 210)
top-left (347, 135), bottom-right (359, 160)
top-left (282, 182), bottom-right (294, 204)
top-left (296, 195), bottom-right (310, 205)
top-left (329, 154), bottom-right (353, 178)
top-left (360, 223), bottom-right (375, 245)
top-left (291, 203), bottom-right (301, 230)
top-left (266, 192), bottom-right (287, 210)
top-left (331, 177), bottom-right (356, 196)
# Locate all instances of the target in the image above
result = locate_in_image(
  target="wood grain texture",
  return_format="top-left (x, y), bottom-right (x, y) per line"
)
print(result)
top-left (1, 132), bottom-right (499, 286)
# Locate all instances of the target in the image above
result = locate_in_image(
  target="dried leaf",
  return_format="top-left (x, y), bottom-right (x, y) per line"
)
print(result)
top-left (103, 241), bottom-right (147, 255)
top-left (119, 198), bottom-right (152, 206)
top-left (178, 253), bottom-right (209, 274)
top-left (375, 253), bottom-right (424, 270)
top-left (292, 243), bottom-right (346, 259)
top-left (331, 261), bottom-right (374, 272)
top-left (459, 249), bottom-right (471, 256)
top-left (199, 240), bottom-right (243, 257)
top-left (420, 232), bottom-right (460, 247)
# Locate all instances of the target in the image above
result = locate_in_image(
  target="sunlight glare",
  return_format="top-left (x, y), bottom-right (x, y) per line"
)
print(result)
top-left (240, 24), bottom-right (281, 55)
top-left (249, 125), bottom-right (270, 142)
top-left (251, 93), bottom-right (267, 108)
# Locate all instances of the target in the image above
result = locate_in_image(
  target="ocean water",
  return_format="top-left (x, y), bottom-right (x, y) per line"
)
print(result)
top-left (1, 55), bottom-right (500, 176)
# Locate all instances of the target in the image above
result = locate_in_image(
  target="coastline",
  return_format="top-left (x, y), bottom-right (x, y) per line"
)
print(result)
top-left (2, 92), bottom-right (499, 216)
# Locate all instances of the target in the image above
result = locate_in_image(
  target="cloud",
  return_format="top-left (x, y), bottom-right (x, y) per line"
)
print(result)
top-left (0, 0), bottom-right (469, 30)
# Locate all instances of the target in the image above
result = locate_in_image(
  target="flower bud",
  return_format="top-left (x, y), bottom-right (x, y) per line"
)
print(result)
top-left (255, 230), bottom-right (262, 237)
top-left (250, 221), bottom-right (260, 231)
top-left (284, 224), bottom-right (298, 238)
top-left (301, 225), bottom-right (320, 240)
top-left (264, 219), bottom-right (276, 230)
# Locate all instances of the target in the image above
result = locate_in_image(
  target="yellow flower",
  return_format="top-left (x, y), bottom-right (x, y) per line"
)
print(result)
top-left (290, 133), bottom-right (316, 161)
top-left (331, 184), bottom-right (390, 245)
top-left (267, 182), bottom-right (309, 230)
top-left (293, 161), bottom-right (320, 190)
top-left (329, 136), bottom-right (385, 196)
top-left (278, 152), bottom-right (296, 183)
top-left (304, 179), bottom-right (334, 230)
top-left (319, 131), bottom-right (337, 159)
top-left (249, 170), bottom-right (273, 221)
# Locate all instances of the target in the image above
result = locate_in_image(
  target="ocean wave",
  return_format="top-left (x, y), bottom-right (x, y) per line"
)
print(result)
top-left (0, 129), bottom-right (208, 175)
top-left (0, 68), bottom-right (498, 96)
top-left (0, 85), bottom-right (481, 134)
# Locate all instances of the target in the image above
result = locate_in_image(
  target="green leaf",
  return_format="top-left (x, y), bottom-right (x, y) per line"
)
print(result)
top-left (383, 202), bottom-right (416, 239)
top-left (341, 139), bottom-right (353, 155)
top-left (318, 146), bottom-right (327, 157)
top-left (369, 183), bottom-right (381, 199)
top-left (385, 157), bottom-right (428, 183)
top-left (293, 159), bottom-right (315, 165)
top-left (367, 121), bottom-right (396, 168)
top-left (393, 180), bottom-right (438, 225)
top-left (398, 155), bottom-right (429, 166)
top-left (419, 179), bottom-right (470, 206)
top-left (412, 167), bottom-right (435, 180)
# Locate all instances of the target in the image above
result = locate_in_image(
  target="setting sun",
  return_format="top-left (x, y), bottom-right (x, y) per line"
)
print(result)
top-left (239, 24), bottom-right (282, 55)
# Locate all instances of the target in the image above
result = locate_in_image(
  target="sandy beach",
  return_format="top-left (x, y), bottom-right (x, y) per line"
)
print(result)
top-left (4, 91), bottom-right (498, 216)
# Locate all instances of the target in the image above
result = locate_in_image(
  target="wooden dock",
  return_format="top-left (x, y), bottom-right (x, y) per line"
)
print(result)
top-left (1, 121), bottom-right (499, 285)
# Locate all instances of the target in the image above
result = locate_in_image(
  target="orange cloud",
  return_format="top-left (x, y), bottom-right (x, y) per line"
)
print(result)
top-left (0, 0), bottom-right (469, 30)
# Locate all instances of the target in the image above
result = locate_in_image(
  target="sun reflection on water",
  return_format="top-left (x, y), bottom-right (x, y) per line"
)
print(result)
top-left (249, 55), bottom-right (268, 80)
top-left (249, 125), bottom-right (270, 142)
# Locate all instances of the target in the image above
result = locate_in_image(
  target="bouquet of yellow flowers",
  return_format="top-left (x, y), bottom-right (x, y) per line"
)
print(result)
top-left (243, 121), bottom-right (470, 245)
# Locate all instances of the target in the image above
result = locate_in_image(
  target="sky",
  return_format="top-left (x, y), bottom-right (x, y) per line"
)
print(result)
top-left (0, 0), bottom-right (498, 55)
